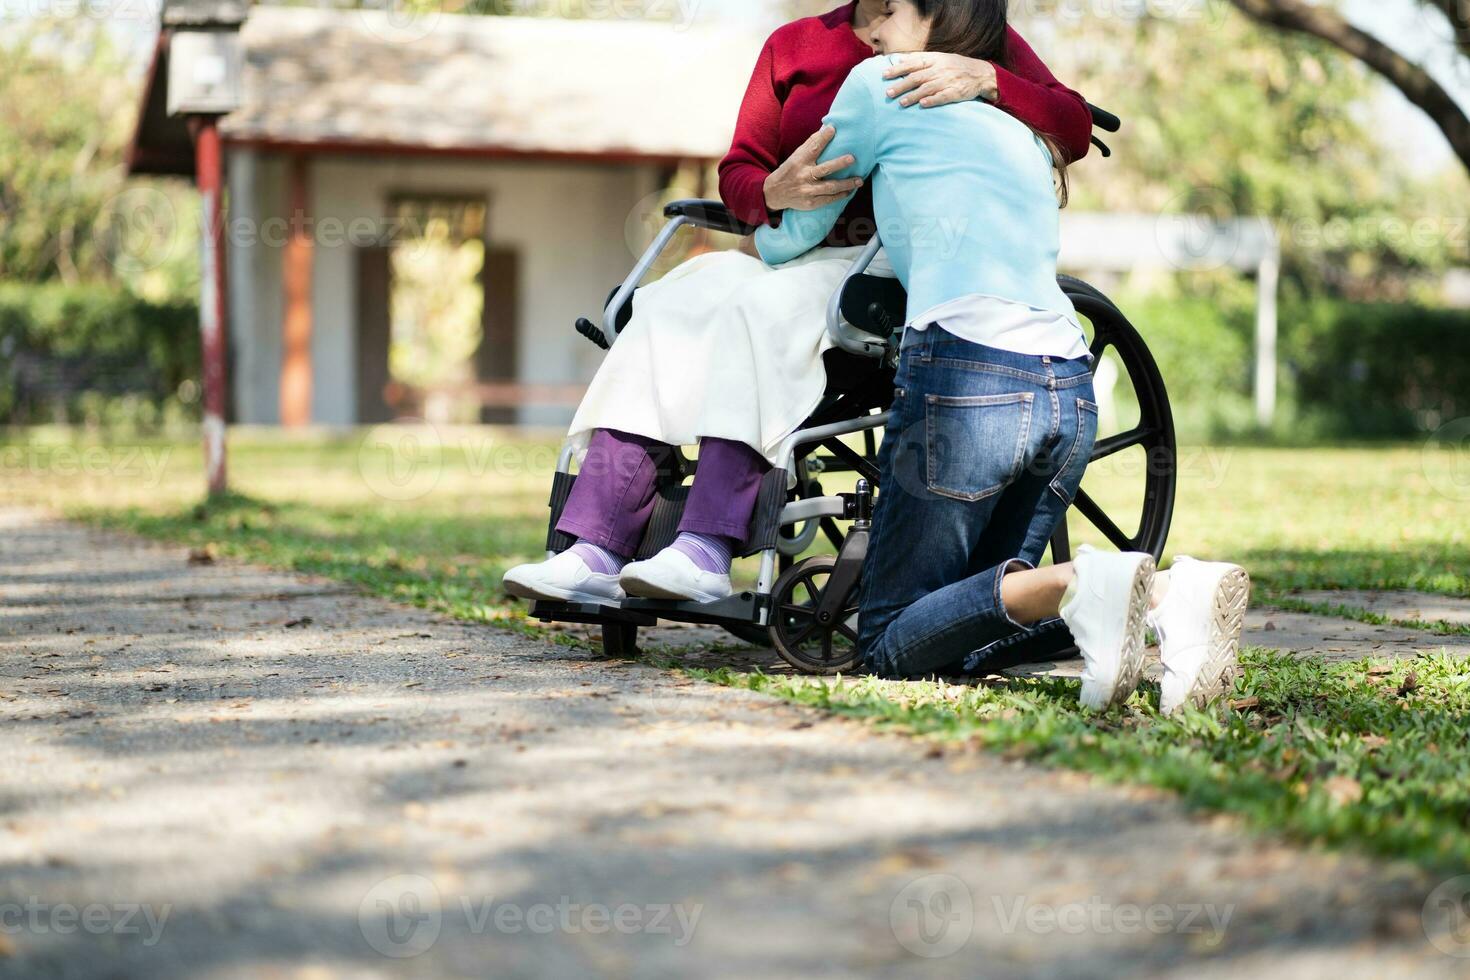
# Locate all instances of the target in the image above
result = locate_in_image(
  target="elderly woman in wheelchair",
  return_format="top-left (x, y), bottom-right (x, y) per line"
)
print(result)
top-left (507, 0), bottom-right (1251, 714)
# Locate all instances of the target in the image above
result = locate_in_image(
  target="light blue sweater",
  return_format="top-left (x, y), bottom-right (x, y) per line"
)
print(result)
top-left (756, 55), bottom-right (1076, 326)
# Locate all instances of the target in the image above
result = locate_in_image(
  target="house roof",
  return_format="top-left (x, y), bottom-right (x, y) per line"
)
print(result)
top-left (129, 6), bottom-right (762, 176)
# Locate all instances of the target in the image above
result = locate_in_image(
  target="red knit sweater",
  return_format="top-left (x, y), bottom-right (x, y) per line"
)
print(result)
top-left (718, 2), bottom-right (1091, 246)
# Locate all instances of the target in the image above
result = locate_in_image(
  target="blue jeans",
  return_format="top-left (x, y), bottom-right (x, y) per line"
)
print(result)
top-left (858, 327), bottom-right (1098, 679)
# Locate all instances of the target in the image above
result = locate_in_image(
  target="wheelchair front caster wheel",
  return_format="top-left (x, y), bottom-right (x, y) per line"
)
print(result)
top-left (769, 555), bottom-right (862, 675)
top-left (602, 622), bottom-right (638, 657)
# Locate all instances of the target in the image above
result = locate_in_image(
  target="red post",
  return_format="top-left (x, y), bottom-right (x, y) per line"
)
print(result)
top-left (190, 116), bottom-right (229, 497)
top-left (280, 155), bottom-right (314, 428)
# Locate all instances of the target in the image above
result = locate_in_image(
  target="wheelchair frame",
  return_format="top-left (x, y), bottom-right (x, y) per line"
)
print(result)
top-left (531, 105), bottom-right (1178, 672)
top-left (534, 219), bottom-right (897, 668)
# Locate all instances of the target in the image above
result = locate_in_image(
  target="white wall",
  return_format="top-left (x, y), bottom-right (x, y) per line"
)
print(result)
top-left (228, 151), bottom-right (661, 426)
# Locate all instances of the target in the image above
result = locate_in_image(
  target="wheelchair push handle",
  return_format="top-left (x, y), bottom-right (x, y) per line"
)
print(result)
top-left (595, 200), bottom-right (757, 344)
top-left (662, 199), bottom-right (759, 237)
top-left (1088, 103), bottom-right (1122, 134)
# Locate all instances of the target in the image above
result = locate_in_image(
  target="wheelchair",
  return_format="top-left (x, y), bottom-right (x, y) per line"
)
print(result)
top-left (530, 106), bottom-right (1177, 674)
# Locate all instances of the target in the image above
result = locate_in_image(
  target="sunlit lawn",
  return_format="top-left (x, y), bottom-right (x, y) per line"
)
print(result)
top-left (6, 426), bottom-right (1470, 871)
top-left (3, 426), bottom-right (1465, 626)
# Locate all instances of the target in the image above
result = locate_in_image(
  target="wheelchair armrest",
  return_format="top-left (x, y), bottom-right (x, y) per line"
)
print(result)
top-left (663, 199), bottom-right (759, 237)
top-left (825, 236), bottom-right (893, 358)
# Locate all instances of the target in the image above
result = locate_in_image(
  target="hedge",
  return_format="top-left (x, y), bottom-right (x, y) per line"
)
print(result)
top-left (0, 283), bottom-right (199, 426)
top-left (1283, 301), bottom-right (1469, 439)
top-left (1121, 292), bottom-right (1470, 441)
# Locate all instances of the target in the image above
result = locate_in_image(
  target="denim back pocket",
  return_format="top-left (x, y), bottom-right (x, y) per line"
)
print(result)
top-left (1048, 398), bottom-right (1100, 506)
top-left (925, 392), bottom-right (1034, 502)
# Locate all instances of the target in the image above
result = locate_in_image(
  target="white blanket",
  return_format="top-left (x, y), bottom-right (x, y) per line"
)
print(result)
top-left (569, 245), bottom-right (891, 467)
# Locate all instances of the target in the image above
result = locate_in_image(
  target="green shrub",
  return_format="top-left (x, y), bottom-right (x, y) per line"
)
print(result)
top-left (1119, 289), bottom-right (1469, 441)
top-left (0, 283), bottom-right (199, 428)
top-left (1283, 301), bottom-right (1469, 438)
top-left (1116, 292), bottom-right (1256, 441)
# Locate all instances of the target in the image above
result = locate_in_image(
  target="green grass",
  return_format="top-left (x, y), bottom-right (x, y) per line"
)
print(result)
top-left (692, 650), bottom-right (1470, 873)
top-left (4, 427), bottom-right (1469, 870)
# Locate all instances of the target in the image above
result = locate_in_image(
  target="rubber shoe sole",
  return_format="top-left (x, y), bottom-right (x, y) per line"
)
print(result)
top-left (502, 571), bottom-right (623, 607)
top-left (620, 564), bottom-right (730, 604)
top-left (1080, 554), bottom-right (1155, 711)
top-left (1171, 566), bottom-right (1251, 713)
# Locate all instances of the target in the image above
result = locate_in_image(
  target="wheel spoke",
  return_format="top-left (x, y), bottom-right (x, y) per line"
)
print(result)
top-left (835, 622), bottom-right (858, 644)
top-left (1091, 427), bottom-right (1155, 461)
top-left (789, 619), bottom-right (820, 645)
top-left (1073, 488), bottom-right (1136, 551)
top-left (821, 631), bottom-right (834, 662)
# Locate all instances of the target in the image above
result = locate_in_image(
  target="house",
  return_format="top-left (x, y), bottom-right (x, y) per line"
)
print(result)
top-left (128, 4), bottom-right (760, 427)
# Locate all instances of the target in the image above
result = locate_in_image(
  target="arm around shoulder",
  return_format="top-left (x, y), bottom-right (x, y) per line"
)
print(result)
top-left (755, 63), bottom-right (884, 265)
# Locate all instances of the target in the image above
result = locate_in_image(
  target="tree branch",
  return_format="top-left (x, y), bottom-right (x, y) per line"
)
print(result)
top-left (1419, 0), bottom-right (1469, 61)
top-left (1229, 0), bottom-right (1470, 175)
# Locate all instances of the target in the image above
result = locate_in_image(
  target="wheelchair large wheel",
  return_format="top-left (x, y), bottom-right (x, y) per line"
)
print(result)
top-left (1053, 276), bottom-right (1177, 563)
top-left (768, 555), bottom-right (862, 675)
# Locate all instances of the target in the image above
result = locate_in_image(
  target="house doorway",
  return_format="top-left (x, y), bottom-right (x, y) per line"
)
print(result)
top-left (355, 195), bottom-right (520, 424)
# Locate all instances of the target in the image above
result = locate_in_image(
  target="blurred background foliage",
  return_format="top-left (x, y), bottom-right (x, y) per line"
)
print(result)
top-left (2, 4), bottom-right (1466, 438)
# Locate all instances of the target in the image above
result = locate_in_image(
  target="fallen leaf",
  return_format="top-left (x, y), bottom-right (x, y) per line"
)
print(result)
top-left (1397, 672), bottom-right (1419, 696)
top-left (1323, 776), bottom-right (1364, 805)
top-left (187, 545), bottom-right (217, 565)
top-left (1230, 696), bottom-right (1261, 711)
top-left (284, 617), bottom-right (313, 629)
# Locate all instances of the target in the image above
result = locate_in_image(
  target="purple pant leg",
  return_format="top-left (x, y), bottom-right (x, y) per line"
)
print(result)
top-left (680, 438), bottom-right (771, 542)
top-left (556, 429), bottom-right (665, 556)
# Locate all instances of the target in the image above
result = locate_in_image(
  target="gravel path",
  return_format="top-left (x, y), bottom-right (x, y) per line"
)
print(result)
top-left (1, 508), bottom-right (1463, 979)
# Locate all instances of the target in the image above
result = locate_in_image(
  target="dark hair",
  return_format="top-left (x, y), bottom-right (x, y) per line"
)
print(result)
top-left (910, 0), bottom-right (1070, 204)
top-left (911, 0), bottom-right (1009, 66)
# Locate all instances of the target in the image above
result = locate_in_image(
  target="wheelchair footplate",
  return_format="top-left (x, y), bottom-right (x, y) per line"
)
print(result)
top-left (530, 593), bottom-right (772, 659)
top-left (530, 591), bottom-right (769, 632)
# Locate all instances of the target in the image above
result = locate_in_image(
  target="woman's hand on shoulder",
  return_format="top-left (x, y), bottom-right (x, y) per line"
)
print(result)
top-left (762, 126), bottom-right (864, 214)
top-left (882, 53), bottom-right (999, 108)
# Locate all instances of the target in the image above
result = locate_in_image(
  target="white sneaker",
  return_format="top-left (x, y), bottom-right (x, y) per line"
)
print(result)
top-left (620, 547), bottom-right (732, 603)
top-left (1150, 557), bottom-right (1251, 715)
top-left (1059, 546), bottom-right (1156, 711)
top-left (503, 551), bottom-right (625, 606)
